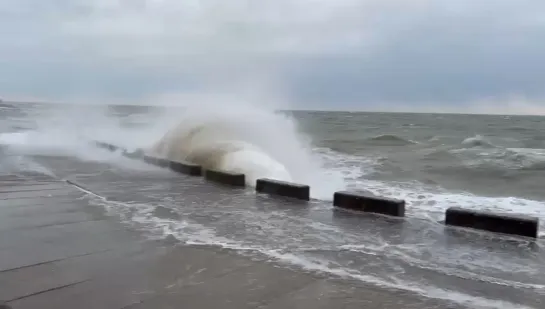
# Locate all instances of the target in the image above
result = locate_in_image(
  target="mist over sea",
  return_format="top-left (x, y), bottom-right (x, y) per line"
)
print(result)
top-left (1, 101), bottom-right (545, 308)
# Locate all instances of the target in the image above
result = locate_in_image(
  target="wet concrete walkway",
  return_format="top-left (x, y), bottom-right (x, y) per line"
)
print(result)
top-left (0, 172), bottom-right (465, 309)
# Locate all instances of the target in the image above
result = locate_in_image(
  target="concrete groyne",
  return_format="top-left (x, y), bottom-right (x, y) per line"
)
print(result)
top-left (93, 141), bottom-right (541, 239)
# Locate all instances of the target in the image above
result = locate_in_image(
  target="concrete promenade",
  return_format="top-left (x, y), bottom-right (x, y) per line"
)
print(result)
top-left (0, 172), bottom-right (465, 309)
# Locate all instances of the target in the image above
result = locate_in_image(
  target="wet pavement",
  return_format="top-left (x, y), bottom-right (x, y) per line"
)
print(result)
top-left (1, 154), bottom-right (544, 308)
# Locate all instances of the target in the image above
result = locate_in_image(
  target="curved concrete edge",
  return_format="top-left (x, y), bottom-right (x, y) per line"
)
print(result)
top-left (445, 207), bottom-right (539, 238)
top-left (170, 161), bottom-right (202, 176)
top-left (139, 154), bottom-right (203, 177)
top-left (333, 191), bottom-right (405, 217)
top-left (92, 141), bottom-right (241, 185)
top-left (91, 141), bottom-right (203, 177)
top-left (256, 178), bottom-right (310, 201)
top-left (204, 169), bottom-right (246, 187)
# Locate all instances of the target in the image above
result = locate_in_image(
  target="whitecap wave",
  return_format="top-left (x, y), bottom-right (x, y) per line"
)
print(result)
top-left (148, 105), bottom-right (346, 198)
top-left (367, 134), bottom-right (417, 145)
top-left (461, 134), bottom-right (495, 148)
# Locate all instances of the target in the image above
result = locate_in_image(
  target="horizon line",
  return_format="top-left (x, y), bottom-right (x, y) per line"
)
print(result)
top-left (1, 99), bottom-right (544, 117)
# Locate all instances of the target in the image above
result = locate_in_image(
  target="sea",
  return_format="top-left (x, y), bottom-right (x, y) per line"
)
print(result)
top-left (1, 101), bottom-right (544, 308)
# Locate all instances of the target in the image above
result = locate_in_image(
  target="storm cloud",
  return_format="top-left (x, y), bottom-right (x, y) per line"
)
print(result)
top-left (1, 0), bottom-right (544, 113)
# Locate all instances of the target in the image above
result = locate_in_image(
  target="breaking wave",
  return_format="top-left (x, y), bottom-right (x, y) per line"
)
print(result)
top-left (481, 147), bottom-right (545, 171)
top-left (367, 134), bottom-right (416, 146)
top-left (147, 105), bottom-right (346, 197)
top-left (0, 102), bottom-right (347, 199)
top-left (461, 135), bottom-right (495, 148)
top-left (454, 135), bottom-right (545, 170)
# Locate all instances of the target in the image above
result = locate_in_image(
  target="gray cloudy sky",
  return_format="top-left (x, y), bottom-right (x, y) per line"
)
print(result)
top-left (1, 0), bottom-right (545, 114)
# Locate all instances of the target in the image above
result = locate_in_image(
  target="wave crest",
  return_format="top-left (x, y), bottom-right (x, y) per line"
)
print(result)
top-left (367, 134), bottom-right (416, 145)
top-left (148, 105), bottom-right (346, 197)
top-left (504, 148), bottom-right (545, 170)
top-left (152, 124), bottom-right (292, 182)
top-left (461, 135), bottom-right (495, 148)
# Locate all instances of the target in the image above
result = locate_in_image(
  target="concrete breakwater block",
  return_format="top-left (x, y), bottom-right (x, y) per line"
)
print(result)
top-left (93, 141), bottom-right (146, 160)
top-left (445, 207), bottom-right (539, 238)
top-left (333, 191), bottom-right (405, 217)
top-left (169, 160), bottom-right (202, 176)
top-left (122, 148), bottom-right (145, 159)
top-left (204, 169), bottom-right (245, 187)
top-left (256, 178), bottom-right (310, 201)
top-left (142, 156), bottom-right (170, 168)
top-left (94, 141), bottom-right (119, 152)
top-left (155, 158), bottom-right (170, 168)
top-left (143, 155), bottom-right (159, 166)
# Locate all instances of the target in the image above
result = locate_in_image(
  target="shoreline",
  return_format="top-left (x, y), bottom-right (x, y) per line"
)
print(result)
top-left (0, 172), bottom-right (468, 309)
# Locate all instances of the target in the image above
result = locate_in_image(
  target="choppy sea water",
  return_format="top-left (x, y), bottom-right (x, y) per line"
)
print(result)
top-left (1, 101), bottom-right (545, 308)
